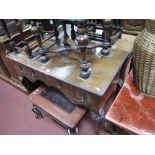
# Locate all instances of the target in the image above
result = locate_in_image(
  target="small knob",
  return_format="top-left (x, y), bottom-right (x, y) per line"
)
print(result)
top-left (18, 75), bottom-right (23, 81)
top-left (81, 96), bottom-right (84, 102)
top-left (76, 33), bottom-right (89, 47)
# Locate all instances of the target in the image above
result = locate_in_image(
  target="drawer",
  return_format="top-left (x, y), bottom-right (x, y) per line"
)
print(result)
top-left (59, 81), bottom-right (73, 93)
top-left (45, 75), bottom-right (58, 88)
top-left (73, 88), bottom-right (92, 103)
top-left (17, 64), bottom-right (36, 82)
top-left (34, 71), bottom-right (46, 82)
top-left (72, 88), bottom-right (98, 112)
top-left (29, 85), bottom-right (86, 128)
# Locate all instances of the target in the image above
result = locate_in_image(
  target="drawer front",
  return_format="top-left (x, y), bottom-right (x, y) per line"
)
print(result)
top-left (18, 64), bottom-right (36, 82)
top-left (16, 64), bottom-right (100, 112)
top-left (74, 89), bottom-right (92, 103)
top-left (35, 71), bottom-right (46, 82)
top-left (72, 88), bottom-right (99, 112)
top-left (58, 81), bottom-right (73, 95)
top-left (45, 75), bottom-right (58, 88)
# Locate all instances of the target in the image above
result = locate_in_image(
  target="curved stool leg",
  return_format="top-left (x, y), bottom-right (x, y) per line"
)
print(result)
top-left (32, 104), bottom-right (43, 119)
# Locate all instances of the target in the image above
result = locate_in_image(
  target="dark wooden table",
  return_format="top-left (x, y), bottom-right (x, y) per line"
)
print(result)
top-left (6, 34), bottom-right (135, 114)
top-left (106, 71), bottom-right (155, 135)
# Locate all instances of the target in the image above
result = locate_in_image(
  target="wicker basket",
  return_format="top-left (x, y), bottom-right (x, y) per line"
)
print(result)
top-left (133, 19), bottom-right (155, 98)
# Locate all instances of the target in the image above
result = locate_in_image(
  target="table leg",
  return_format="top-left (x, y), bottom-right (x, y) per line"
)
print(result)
top-left (90, 110), bottom-right (104, 134)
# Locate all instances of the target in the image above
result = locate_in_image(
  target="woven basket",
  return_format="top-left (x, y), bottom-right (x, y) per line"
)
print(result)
top-left (133, 19), bottom-right (155, 98)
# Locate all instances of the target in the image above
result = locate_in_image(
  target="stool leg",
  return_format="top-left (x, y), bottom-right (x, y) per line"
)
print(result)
top-left (93, 20), bottom-right (96, 33)
top-left (52, 20), bottom-right (59, 41)
top-left (95, 121), bottom-right (101, 135)
top-left (71, 23), bottom-right (76, 40)
top-left (67, 127), bottom-right (79, 135)
top-left (32, 104), bottom-right (43, 119)
top-left (62, 22), bottom-right (70, 46)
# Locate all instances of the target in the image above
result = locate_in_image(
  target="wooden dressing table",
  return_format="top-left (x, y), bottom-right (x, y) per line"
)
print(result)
top-left (7, 34), bottom-right (135, 114)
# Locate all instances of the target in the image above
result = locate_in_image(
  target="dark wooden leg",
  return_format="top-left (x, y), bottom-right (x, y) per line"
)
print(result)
top-left (16, 19), bottom-right (34, 59)
top-left (36, 35), bottom-right (48, 63)
top-left (62, 22), bottom-right (70, 46)
top-left (95, 121), bottom-right (101, 135)
top-left (0, 20), bottom-right (17, 53)
top-left (101, 20), bottom-right (113, 56)
top-left (30, 23), bottom-right (48, 63)
top-left (101, 33), bottom-right (110, 56)
top-left (90, 110), bottom-right (104, 135)
top-left (32, 104), bottom-right (43, 119)
top-left (71, 23), bottom-right (76, 40)
top-left (76, 27), bottom-right (90, 79)
top-left (24, 43), bottom-right (33, 59)
top-left (63, 22), bottom-right (69, 40)
top-left (53, 118), bottom-right (79, 135)
top-left (52, 20), bottom-right (59, 41)
top-left (93, 20), bottom-right (96, 33)
top-left (104, 120), bottom-right (117, 134)
top-left (91, 110), bottom-right (117, 134)
top-left (116, 20), bottom-right (123, 39)
top-left (67, 127), bottom-right (79, 135)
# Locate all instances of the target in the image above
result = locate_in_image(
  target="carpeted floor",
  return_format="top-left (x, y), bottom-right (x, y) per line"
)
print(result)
top-left (0, 78), bottom-right (110, 135)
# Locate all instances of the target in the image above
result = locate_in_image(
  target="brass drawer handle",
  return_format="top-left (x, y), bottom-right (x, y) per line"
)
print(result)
top-left (57, 82), bottom-right (61, 88)
top-left (18, 75), bottom-right (23, 81)
top-left (31, 71), bottom-right (35, 77)
top-left (81, 96), bottom-right (84, 102)
top-left (19, 65), bottom-right (23, 73)
top-left (20, 70), bottom-right (23, 73)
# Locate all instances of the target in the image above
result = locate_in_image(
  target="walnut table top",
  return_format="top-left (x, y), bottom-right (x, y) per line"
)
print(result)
top-left (7, 34), bottom-right (135, 97)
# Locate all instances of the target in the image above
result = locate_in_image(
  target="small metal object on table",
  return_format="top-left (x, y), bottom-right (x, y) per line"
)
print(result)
top-left (106, 70), bottom-right (155, 135)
